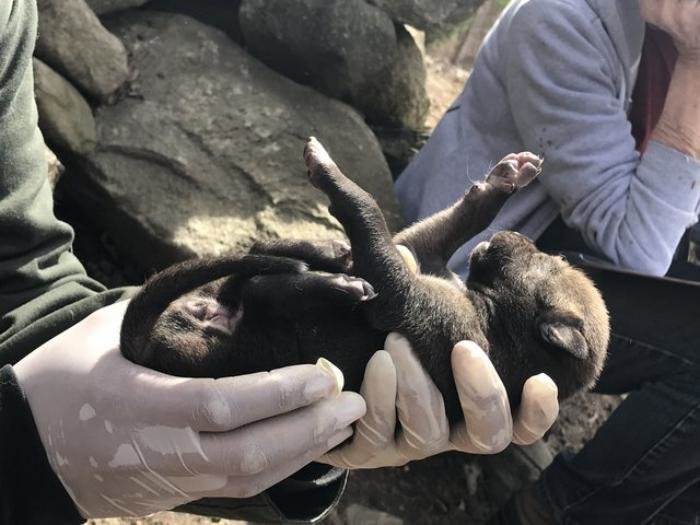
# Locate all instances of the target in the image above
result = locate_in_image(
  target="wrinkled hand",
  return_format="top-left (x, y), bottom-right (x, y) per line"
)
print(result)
top-left (14, 301), bottom-right (365, 519)
top-left (640, 0), bottom-right (700, 61)
top-left (321, 245), bottom-right (559, 469)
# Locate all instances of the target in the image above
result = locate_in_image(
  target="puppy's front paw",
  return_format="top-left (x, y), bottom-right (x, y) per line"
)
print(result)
top-left (487, 152), bottom-right (543, 193)
top-left (303, 136), bottom-right (337, 188)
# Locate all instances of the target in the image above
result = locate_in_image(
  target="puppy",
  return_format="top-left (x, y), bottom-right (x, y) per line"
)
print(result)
top-left (120, 138), bottom-right (609, 422)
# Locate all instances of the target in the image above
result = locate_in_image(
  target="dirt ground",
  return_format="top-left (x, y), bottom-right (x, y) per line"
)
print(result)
top-left (68, 28), bottom-right (624, 525)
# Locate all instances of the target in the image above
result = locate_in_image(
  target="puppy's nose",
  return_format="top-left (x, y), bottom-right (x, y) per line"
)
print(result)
top-left (473, 240), bottom-right (491, 252)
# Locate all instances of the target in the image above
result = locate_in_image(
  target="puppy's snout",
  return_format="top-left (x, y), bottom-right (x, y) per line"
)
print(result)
top-left (474, 240), bottom-right (491, 252)
top-left (489, 230), bottom-right (535, 251)
top-left (469, 240), bottom-right (490, 266)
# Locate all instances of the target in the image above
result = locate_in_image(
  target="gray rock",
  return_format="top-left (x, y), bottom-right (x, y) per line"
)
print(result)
top-left (85, 0), bottom-right (148, 14)
top-left (344, 504), bottom-right (403, 525)
top-left (33, 58), bottom-right (97, 156)
top-left (371, 124), bottom-right (429, 178)
top-left (36, 0), bottom-right (130, 102)
top-left (239, 0), bottom-right (398, 103)
top-left (74, 12), bottom-right (399, 271)
top-left (354, 25), bottom-right (429, 128)
top-left (145, 0), bottom-right (243, 43)
top-left (368, 0), bottom-right (483, 29)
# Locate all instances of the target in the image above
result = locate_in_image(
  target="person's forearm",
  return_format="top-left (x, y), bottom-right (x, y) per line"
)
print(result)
top-left (652, 60), bottom-right (700, 159)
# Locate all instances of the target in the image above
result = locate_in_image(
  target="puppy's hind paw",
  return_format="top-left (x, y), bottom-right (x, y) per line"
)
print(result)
top-left (304, 136), bottom-right (337, 188)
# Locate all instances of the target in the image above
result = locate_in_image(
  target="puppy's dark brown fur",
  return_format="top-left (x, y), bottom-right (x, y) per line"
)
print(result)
top-left (120, 139), bottom-right (609, 422)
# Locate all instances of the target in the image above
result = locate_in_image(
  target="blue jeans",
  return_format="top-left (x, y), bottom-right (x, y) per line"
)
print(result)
top-left (534, 260), bottom-right (700, 524)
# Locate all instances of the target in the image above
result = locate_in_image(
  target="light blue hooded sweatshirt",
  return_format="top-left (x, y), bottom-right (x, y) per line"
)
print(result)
top-left (395, 0), bottom-right (700, 277)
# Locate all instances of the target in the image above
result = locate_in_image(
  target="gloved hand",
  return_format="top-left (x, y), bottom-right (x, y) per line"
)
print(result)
top-left (14, 300), bottom-right (365, 519)
top-left (321, 244), bottom-right (559, 469)
top-left (321, 335), bottom-right (559, 468)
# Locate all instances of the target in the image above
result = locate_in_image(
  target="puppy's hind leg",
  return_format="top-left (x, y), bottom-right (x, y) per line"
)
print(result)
top-left (241, 271), bottom-right (376, 320)
top-left (250, 239), bottom-right (352, 273)
top-left (303, 137), bottom-right (414, 324)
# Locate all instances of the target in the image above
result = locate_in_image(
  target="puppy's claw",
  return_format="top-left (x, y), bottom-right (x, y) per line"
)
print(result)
top-left (360, 280), bottom-right (378, 302)
top-left (330, 274), bottom-right (376, 302)
top-left (303, 136), bottom-right (336, 188)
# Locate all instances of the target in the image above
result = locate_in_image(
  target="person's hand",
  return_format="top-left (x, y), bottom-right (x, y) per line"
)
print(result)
top-left (13, 301), bottom-right (365, 519)
top-left (320, 334), bottom-right (559, 468)
top-left (321, 244), bottom-right (559, 468)
top-left (640, 0), bottom-right (700, 62)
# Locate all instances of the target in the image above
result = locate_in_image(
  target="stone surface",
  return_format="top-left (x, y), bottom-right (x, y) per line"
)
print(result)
top-left (239, 0), bottom-right (398, 104)
top-left (85, 0), bottom-right (148, 14)
top-left (354, 25), bottom-right (429, 128)
top-left (36, 0), bottom-right (130, 102)
top-left (368, 0), bottom-right (483, 29)
top-left (145, 0), bottom-right (243, 43)
top-left (344, 504), bottom-right (404, 525)
top-left (371, 124), bottom-right (428, 178)
top-left (33, 58), bottom-right (97, 156)
top-left (73, 11), bottom-right (399, 271)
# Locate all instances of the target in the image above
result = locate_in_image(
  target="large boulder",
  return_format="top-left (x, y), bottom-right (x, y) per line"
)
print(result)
top-left (33, 58), bottom-right (97, 156)
top-left (35, 0), bottom-right (130, 102)
top-left (367, 0), bottom-right (483, 29)
top-left (145, 0), bottom-right (244, 43)
top-left (353, 25), bottom-right (429, 129)
top-left (72, 12), bottom-right (400, 271)
top-left (239, 0), bottom-right (398, 106)
top-left (85, 0), bottom-right (148, 14)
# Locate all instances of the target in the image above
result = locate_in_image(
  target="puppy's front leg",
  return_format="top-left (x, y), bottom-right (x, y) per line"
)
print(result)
top-left (393, 153), bottom-right (542, 275)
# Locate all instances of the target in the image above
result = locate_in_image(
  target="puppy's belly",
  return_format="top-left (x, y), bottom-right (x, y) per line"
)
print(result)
top-left (293, 318), bottom-right (386, 392)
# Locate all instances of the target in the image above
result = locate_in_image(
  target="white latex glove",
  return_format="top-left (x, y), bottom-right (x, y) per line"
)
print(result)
top-left (321, 335), bottom-right (559, 468)
top-left (14, 301), bottom-right (365, 519)
top-left (321, 246), bottom-right (560, 469)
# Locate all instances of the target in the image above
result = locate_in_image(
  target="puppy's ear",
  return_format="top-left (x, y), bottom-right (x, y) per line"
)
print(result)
top-left (537, 309), bottom-right (588, 360)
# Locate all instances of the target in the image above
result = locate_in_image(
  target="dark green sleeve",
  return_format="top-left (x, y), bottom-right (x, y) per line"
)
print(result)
top-left (0, 365), bottom-right (85, 524)
top-left (0, 0), bottom-right (132, 366)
